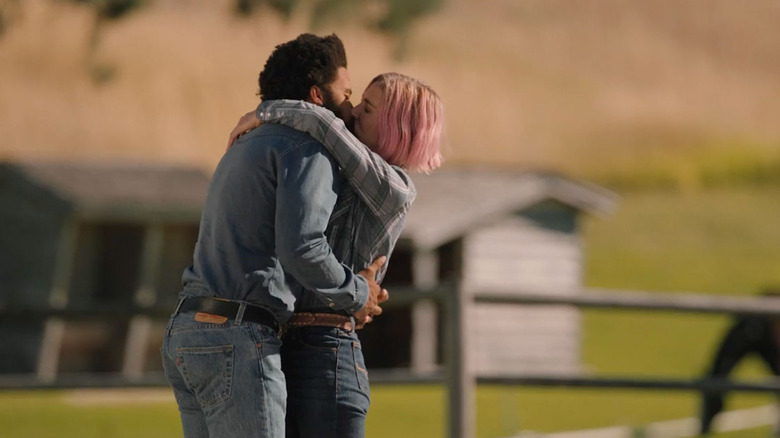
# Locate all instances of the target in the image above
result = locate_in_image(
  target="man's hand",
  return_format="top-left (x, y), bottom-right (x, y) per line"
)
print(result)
top-left (353, 256), bottom-right (389, 329)
top-left (227, 111), bottom-right (262, 149)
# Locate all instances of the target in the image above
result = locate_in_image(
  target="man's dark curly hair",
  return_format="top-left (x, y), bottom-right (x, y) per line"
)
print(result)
top-left (258, 33), bottom-right (347, 101)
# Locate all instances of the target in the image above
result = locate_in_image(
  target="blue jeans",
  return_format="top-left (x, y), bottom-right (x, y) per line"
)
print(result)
top-left (282, 327), bottom-right (370, 438)
top-left (161, 312), bottom-right (286, 438)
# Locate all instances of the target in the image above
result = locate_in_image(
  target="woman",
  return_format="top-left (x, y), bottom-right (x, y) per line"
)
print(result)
top-left (230, 72), bottom-right (444, 438)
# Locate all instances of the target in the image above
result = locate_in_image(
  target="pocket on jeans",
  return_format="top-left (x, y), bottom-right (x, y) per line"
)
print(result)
top-left (175, 345), bottom-right (234, 408)
top-left (295, 328), bottom-right (340, 351)
top-left (352, 341), bottom-right (370, 393)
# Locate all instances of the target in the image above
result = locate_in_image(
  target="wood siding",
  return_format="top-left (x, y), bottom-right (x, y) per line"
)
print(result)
top-left (464, 201), bottom-right (582, 375)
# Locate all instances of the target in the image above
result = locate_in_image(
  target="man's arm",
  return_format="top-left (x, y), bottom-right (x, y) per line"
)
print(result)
top-left (274, 141), bottom-right (371, 313)
top-left (354, 256), bottom-right (390, 328)
top-left (256, 100), bottom-right (417, 217)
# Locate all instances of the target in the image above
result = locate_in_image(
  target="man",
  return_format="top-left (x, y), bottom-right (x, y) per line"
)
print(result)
top-left (227, 35), bottom-right (422, 437)
top-left (161, 34), bottom-right (385, 438)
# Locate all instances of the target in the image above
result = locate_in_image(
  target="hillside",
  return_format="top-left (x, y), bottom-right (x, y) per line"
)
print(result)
top-left (1, 0), bottom-right (779, 185)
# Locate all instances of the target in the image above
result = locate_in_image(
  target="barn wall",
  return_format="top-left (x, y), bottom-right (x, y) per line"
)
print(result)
top-left (464, 200), bottom-right (582, 375)
top-left (60, 222), bottom-right (200, 374)
top-left (0, 163), bottom-right (208, 377)
top-left (356, 239), bottom-right (462, 369)
top-left (0, 169), bottom-right (71, 373)
top-left (142, 223), bottom-right (200, 373)
top-left (0, 168), bottom-right (70, 307)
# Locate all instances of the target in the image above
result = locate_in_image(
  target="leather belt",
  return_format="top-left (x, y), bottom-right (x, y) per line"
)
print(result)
top-left (177, 296), bottom-right (281, 334)
top-left (285, 312), bottom-right (354, 332)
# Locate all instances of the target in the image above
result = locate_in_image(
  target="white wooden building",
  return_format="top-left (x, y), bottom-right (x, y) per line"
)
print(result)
top-left (0, 162), bottom-right (614, 382)
top-left (364, 168), bottom-right (617, 375)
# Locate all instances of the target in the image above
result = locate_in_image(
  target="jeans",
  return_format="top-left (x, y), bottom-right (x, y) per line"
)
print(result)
top-left (161, 312), bottom-right (286, 438)
top-left (282, 326), bottom-right (370, 438)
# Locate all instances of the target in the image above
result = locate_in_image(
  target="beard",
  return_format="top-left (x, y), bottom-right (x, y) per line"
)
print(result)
top-left (322, 91), bottom-right (355, 133)
top-left (321, 92), bottom-right (341, 116)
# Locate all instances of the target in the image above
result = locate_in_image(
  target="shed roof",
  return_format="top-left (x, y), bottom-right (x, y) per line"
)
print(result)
top-left (2, 162), bottom-right (616, 245)
top-left (1, 162), bottom-right (210, 222)
top-left (400, 168), bottom-right (617, 250)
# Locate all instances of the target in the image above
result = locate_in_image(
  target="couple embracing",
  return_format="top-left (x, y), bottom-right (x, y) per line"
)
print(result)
top-left (161, 33), bottom-right (444, 438)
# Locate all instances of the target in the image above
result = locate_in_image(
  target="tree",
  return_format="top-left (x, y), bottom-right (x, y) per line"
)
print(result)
top-left (66, 0), bottom-right (146, 83)
top-left (233, 0), bottom-right (443, 59)
top-left (0, 0), bottom-right (21, 38)
top-left (0, 0), bottom-right (442, 82)
top-left (70, 0), bottom-right (145, 20)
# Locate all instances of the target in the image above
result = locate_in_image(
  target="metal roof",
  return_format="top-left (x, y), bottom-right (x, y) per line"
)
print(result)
top-left (400, 168), bottom-right (617, 250)
top-left (1, 162), bottom-right (210, 221)
top-left (2, 162), bottom-right (616, 242)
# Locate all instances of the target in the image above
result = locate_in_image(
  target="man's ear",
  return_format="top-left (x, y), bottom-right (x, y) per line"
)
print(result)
top-left (307, 85), bottom-right (325, 105)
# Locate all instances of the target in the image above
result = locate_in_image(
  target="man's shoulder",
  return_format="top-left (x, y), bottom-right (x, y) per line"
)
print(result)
top-left (242, 124), bottom-right (322, 150)
top-left (229, 125), bottom-right (335, 174)
top-left (247, 124), bottom-right (338, 166)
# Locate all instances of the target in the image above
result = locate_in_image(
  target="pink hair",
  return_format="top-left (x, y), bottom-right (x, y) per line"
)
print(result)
top-left (370, 73), bottom-right (444, 173)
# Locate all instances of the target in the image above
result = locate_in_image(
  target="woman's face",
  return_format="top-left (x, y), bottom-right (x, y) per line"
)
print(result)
top-left (351, 82), bottom-right (383, 150)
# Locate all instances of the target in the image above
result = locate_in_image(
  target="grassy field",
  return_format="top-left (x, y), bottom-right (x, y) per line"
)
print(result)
top-left (2, 0), bottom-right (780, 176)
top-left (584, 186), bottom-right (780, 379)
top-left (3, 185), bottom-right (780, 437)
top-left (0, 386), bottom-right (773, 438)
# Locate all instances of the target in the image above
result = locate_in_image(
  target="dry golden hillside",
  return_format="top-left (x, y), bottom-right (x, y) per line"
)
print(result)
top-left (1, 0), bottom-right (779, 182)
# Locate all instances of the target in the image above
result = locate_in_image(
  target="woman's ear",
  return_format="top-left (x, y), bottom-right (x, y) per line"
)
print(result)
top-left (307, 85), bottom-right (325, 105)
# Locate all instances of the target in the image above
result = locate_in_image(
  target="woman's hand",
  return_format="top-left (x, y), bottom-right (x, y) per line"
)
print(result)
top-left (227, 111), bottom-right (263, 149)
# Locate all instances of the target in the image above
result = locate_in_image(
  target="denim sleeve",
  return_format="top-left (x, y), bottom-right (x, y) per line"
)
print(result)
top-left (257, 99), bottom-right (416, 217)
top-left (274, 142), bottom-right (368, 313)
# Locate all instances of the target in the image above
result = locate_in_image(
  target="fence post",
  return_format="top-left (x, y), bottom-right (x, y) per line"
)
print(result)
top-left (411, 249), bottom-right (439, 372)
top-left (447, 278), bottom-right (474, 438)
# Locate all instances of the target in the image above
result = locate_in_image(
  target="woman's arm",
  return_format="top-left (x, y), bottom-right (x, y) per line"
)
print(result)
top-left (227, 111), bottom-right (262, 149)
top-left (256, 99), bottom-right (416, 217)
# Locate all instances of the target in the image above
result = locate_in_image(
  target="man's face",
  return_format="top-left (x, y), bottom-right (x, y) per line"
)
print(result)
top-left (322, 67), bottom-right (354, 126)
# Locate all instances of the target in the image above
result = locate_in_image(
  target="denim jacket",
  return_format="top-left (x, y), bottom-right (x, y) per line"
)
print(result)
top-left (256, 100), bottom-right (416, 313)
top-left (181, 123), bottom-right (369, 323)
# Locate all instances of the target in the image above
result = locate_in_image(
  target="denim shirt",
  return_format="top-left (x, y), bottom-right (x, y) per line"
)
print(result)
top-left (256, 100), bottom-right (416, 313)
top-left (180, 123), bottom-right (369, 323)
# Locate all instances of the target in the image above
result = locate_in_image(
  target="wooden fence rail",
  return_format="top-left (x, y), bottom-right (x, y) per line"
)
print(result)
top-left (4, 287), bottom-right (780, 438)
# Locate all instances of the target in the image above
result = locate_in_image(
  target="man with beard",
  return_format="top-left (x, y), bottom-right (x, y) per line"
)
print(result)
top-left (161, 34), bottom-right (386, 438)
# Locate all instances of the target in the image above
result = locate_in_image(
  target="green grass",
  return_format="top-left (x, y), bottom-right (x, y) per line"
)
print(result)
top-left (582, 186), bottom-right (780, 378)
top-left (370, 385), bottom-right (773, 437)
top-left (1, 386), bottom-right (773, 437)
top-left (0, 390), bottom-right (181, 437)
top-left (584, 140), bottom-right (780, 191)
top-left (3, 186), bottom-right (780, 437)
top-left (583, 186), bottom-right (780, 294)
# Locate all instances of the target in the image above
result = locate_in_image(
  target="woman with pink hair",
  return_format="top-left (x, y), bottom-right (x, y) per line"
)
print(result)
top-left (229, 72), bottom-right (444, 438)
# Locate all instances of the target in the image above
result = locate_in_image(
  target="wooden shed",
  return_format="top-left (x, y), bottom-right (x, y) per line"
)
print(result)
top-left (359, 168), bottom-right (616, 376)
top-left (1, 162), bottom-right (614, 382)
top-left (0, 161), bottom-right (209, 379)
